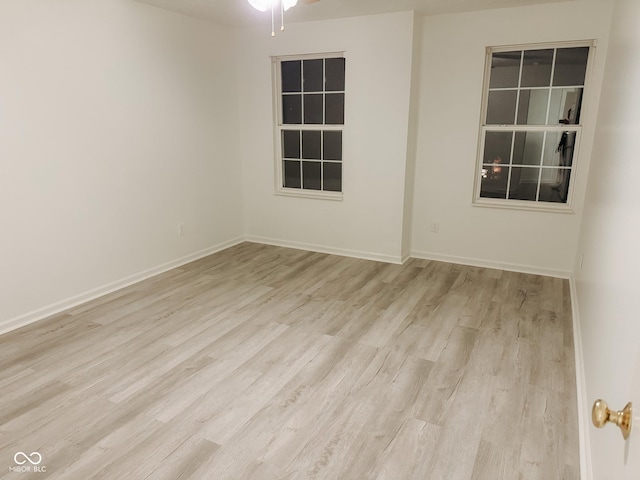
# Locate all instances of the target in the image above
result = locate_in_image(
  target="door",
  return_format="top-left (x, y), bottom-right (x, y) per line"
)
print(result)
top-left (590, 345), bottom-right (640, 478)
top-left (576, 0), bottom-right (640, 477)
top-left (629, 348), bottom-right (640, 470)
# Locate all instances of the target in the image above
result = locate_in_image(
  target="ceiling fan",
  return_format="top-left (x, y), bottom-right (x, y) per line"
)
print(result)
top-left (248, 0), bottom-right (320, 35)
top-left (248, 0), bottom-right (319, 12)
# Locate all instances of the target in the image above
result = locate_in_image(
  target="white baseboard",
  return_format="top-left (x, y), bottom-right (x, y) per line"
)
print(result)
top-left (0, 236), bottom-right (245, 337)
top-left (2, 238), bottom-right (575, 338)
top-left (569, 276), bottom-right (592, 480)
top-left (410, 249), bottom-right (571, 279)
top-left (245, 235), bottom-right (404, 265)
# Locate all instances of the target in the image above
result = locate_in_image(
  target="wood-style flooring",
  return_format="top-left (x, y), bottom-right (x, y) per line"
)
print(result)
top-left (0, 242), bottom-right (579, 479)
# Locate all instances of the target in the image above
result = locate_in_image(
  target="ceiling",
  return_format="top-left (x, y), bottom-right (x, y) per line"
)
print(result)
top-left (136, 0), bottom-right (575, 28)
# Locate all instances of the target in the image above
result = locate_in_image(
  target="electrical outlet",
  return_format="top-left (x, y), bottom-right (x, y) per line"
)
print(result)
top-left (430, 222), bottom-right (440, 233)
top-left (178, 223), bottom-right (184, 236)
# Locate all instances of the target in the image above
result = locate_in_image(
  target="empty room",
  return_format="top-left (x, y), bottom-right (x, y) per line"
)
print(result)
top-left (1, 0), bottom-right (639, 478)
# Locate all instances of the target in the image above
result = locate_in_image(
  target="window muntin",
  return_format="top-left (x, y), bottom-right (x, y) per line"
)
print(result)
top-left (275, 54), bottom-right (345, 197)
top-left (476, 43), bottom-right (591, 207)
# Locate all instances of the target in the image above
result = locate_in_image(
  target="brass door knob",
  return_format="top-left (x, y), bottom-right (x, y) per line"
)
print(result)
top-left (592, 399), bottom-right (632, 440)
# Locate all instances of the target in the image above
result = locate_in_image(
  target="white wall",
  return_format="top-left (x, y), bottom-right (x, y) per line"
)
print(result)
top-left (1, 0), bottom-right (626, 335)
top-left (237, 11), bottom-right (415, 263)
top-left (410, 1), bottom-right (614, 276)
top-left (0, 0), bottom-right (243, 331)
top-left (574, 0), bottom-right (640, 477)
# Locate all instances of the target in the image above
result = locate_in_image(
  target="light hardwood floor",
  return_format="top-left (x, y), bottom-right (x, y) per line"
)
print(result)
top-left (0, 242), bottom-right (579, 479)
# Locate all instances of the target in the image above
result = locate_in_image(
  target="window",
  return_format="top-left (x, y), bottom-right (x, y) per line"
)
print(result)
top-left (474, 42), bottom-right (592, 209)
top-left (274, 53), bottom-right (345, 198)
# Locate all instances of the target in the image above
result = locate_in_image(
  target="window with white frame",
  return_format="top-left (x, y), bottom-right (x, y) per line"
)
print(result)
top-left (474, 42), bottom-right (592, 208)
top-left (273, 53), bottom-right (345, 197)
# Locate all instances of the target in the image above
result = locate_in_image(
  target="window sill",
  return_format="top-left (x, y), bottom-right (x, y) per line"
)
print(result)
top-left (473, 197), bottom-right (575, 214)
top-left (276, 187), bottom-right (343, 201)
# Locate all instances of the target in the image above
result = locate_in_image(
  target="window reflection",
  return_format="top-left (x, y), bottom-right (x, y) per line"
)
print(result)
top-left (543, 131), bottom-right (575, 167)
top-left (486, 90), bottom-right (517, 125)
top-left (539, 169), bottom-right (571, 203)
top-left (479, 45), bottom-right (589, 204)
top-left (512, 132), bottom-right (544, 165)
top-left (509, 167), bottom-right (540, 201)
top-left (521, 49), bottom-right (553, 88)
top-left (489, 51), bottom-right (520, 88)
top-left (553, 47), bottom-right (589, 86)
top-left (548, 88), bottom-right (583, 125)
top-left (483, 131), bottom-right (513, 165)
top-left (480, 162), bottom-right (509, 199)
top-left (517, 89), bottom-right (549, 125)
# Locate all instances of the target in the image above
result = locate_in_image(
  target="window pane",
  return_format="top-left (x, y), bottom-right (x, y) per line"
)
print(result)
top-left (512, 132), bottom-right (544, 165)
top-left (304, 94), bottom-right (323, 124)
top-left (283, 95), bottom-right (302, 124)
top-left (282, 61), bottom-right (301, 93)
top-left (478, 45), bottom-right (586, 207)
top-left (543, 131), bottom-right (562, 167)
top-left (517, 89), bottom-right (549, 125)
top-left (548, 88), bottom-right (583, 125)
top-left (539, 169), bottom-right (571, 203)
top-left (480, 165), bottom-right (509, 199)
top-left (302, 161), bottom-right (321, 190)
top-left (486, 90), bottom-right (517, 125)
top-left (323, 131), bottom-right (342, 161)
top-left (483, 131), bottom-right (513, 166)
top-left (558, 132), bottom-right (576, 167)
top-left (509, 167), bottom-right (540, 201)
top-left (302, 130), bottom-right (321, 159)
top-left (283, 160), bottom-right (301, 188)
top-left (325, 93), bottom-right (345, 125)
top-left (553, 47), bottom-right (589, 86)
top-left (521, 49), bottom-right (553, 87)
top-left (283, 130), bottom-right (300, 158)
top-left (544, 131), bottom-right (576, 167)
top-left (325, 58), bottom-right (345, 91)
top-left (489, 51), bottom-right (520, 88)
top-left (303, 59), bottom-right (323, 92)
top-left (323, 162), bottom-right (342, 191)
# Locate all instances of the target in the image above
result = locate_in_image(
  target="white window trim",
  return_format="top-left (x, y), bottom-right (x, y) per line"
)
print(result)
top-left (472, 40), bottom-right (596, 213)
top-left (271, 52), bottom-right (345, 201)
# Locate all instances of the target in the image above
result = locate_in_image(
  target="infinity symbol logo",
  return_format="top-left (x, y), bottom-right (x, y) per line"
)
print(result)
top-left (14, 452), bottom-right (42, 465)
